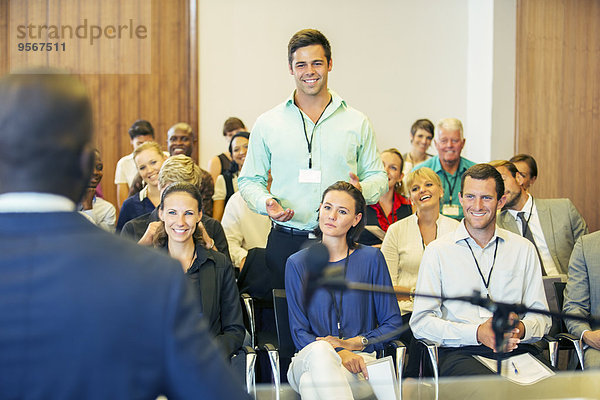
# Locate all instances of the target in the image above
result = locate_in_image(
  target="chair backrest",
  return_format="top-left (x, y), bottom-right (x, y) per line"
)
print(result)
top-left (272, 289), bottom-right (296, 359)
top-left (554, 281), bottom-right (568, 332)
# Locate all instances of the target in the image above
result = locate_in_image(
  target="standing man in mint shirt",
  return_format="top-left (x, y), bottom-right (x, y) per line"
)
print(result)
top-left (412, 118), bottom-right (475, 220)
top-left (238, 29), bottom-right (387, 289)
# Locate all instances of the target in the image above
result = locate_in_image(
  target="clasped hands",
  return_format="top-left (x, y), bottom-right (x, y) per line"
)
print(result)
top-left (477, 312), bottom-right (525, 353)
top-left (316, 335), bottom-right (369, 379)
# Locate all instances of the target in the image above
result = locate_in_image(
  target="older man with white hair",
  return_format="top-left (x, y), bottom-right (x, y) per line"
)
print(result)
top-left (412, 118), bottom-right (475, 220)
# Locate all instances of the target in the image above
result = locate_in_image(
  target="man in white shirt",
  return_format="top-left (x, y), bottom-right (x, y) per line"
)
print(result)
top-left (410, 164), bottom-right (551, 376)
top-left (114, 119), bottom-right (155, 207)
top-left (492, 160), bottom-right (587, 276)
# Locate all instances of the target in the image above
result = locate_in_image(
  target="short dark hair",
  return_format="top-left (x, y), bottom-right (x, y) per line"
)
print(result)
top-left (222, 117), bottom-right (245, 136)
top-left (316, 181), bottom-right (366, 249)
top-left (460, 164), bottom-right (505, 200)
top-left (154, 182), bottom-right (204, 248)
top-left (128, 119), bottom-right (155, 140)
top-left (509, 154), bottom-right (538, 178)
top-left (489, 160), bottom-right (520, 179)
top-left (410, 119), bottom-right (435, 139)
top-left (227, 131), bottom-right (250, 173)
top-left (0, 71), bottom-right (93, 200)
top-left (288, 29), bottom-right (331, 66)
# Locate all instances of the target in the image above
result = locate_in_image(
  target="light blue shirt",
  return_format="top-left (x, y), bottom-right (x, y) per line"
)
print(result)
top-left (412, 155), bottom-right (476, 220)
top-left (238, 89), bottom-right (387, 231)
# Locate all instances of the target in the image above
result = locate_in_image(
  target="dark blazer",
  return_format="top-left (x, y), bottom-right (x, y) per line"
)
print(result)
top-left (0, 212), bottom-right (248, 400)
top-left (496, 198), bottom-right (588, 274)
top-left (121, 208), bottom-right (231, 261)
top-left (185, 243), bottom-right (245, 357)
top-left (359, 203), bottom-right (412, 246)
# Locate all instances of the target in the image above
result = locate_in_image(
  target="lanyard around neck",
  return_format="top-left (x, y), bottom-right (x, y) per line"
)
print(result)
top-left (329, 246), bottom-right (350, 339)
top-left (441, 159), bottom-right (461, 203)
top-left (297, 96), bottom-right (332, 169)
top-left (464, 236), bottom-right (499, 299)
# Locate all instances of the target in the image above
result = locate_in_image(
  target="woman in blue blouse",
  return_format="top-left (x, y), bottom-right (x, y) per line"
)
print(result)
top-left (285, 181), bottom-right (402, 400)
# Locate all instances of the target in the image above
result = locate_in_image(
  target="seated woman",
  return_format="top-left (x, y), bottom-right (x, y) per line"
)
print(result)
top-left (207, 117), bottom-right (246, 184)
top-left (380, 167), bottom-right (458, 375)
top-left (154, 182), bottom-right (245, 358)
top-left (212, 131), bottom-right (249, 221)
top-left (78, 149), bottom-right (116, 232)
top-left (401, 119), bottom-right (434, 197)
top-left (286, 181), bottom-right (402, 400)
top-left (116, 141), bottom-right (167, 232)
top-left (359, 148), bottom-right (411, 246)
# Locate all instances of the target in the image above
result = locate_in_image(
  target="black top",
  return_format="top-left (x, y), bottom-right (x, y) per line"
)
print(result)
top-left (182, 243), bottom-right (246, 357)
top-left (120, 208), bottom-right (231, 262)
top-left (358, 203), bottom-right (412, 246)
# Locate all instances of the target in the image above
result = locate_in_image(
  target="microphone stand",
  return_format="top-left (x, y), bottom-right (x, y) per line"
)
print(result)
top-left (317, 277), bottom-right (599, 376)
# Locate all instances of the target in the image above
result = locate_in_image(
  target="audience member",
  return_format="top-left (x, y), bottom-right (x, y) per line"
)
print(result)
top-left (78, 149), bottom-right (116, 232)
top-left (563, 232), bottom-right (600, 369)
top-left (221, 170), bottom-right (271, 270)
top-left (381, 167), bottom-right (459, 372)
top-left (114, 119), bottom-right (155, 208)
top-left (212, 131), bottom-right (250, 221)
top-left (410, 164), bottom-right (551, 376)
top-left (412, 118), bottom-right (475, 220)
top-left (402, 119), bottom-right (434, 196)
top-left (239, 29), bottom-right (387, 290)
top-left (491, 160), bottom-right (588, 276)
top-left (359, 148), bottom-right (411, 246)
top-left (286, 181), bottom-right (402, 399)
top-left (129, 122), bottom-right (214, 215)
top-left (122, 155), bottom-right (230, 260)
top-left (116, 141), bottom-right (167, 231)
top-left (153, 183), bottom-right (245, 360)
top-left (207, 117), bottom-right (247, 183)
top-left (0, 71), bottom-right (247, 399)
top-left (509, 153), bottom-right (538, 192)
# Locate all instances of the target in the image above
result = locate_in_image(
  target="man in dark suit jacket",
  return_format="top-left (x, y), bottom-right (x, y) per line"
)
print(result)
top-left (0, 72), bottom-right (248, 399)
top-left (492, 160), bottom-right (588, 275)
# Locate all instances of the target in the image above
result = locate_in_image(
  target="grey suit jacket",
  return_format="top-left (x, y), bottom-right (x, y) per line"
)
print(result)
top-left (496, 198), bottom-right (588, 275)
top-left (563, 231), bottom-right (600, 338)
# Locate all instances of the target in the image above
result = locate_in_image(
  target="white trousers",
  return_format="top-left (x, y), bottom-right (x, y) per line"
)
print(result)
top-left (287, 340), bottom-right (376, 400)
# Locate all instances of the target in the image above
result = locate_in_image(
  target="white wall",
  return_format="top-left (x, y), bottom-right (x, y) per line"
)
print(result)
top-left (198, 0), bottom-right (515, 167)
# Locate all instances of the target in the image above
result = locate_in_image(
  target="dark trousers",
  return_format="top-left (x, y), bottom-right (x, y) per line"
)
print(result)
top-left (266, 227), bottom-right (316, 290)
top-left (438, 343), bottom-right (551, 377)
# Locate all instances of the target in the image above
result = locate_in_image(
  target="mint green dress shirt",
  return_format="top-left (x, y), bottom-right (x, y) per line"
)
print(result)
top-left (238, 90), bottom-right (387, 231)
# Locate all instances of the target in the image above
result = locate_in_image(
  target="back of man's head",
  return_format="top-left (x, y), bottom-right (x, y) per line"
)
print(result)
top-left (128, 119), bottom-right (154, 140)
top-left (0, 72), bottom-right (93, 201)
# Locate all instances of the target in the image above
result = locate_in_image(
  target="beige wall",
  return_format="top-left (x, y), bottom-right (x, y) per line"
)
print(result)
top-left (198, 0), bottom-right (518, 167)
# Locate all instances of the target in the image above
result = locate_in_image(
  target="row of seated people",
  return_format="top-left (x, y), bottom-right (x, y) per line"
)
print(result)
top-left (82, 116), bottom-right (595, 396)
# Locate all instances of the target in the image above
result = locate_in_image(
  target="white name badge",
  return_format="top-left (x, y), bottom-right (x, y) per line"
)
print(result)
top-left (299, 169), bottom-right (321, 184)
top-left (442, 204), bottom-right (460, 216)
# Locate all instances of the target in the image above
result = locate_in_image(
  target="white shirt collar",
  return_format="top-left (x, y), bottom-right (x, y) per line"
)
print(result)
top-left (454, 219), bottom-right (507, 248)
top-left (0, 192), bottom-right (76, 212)
top-left (507, 193), bottom-right (533, 221)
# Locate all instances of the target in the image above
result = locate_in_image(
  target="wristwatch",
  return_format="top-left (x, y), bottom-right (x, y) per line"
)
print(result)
top-left (360, 335), bottom-right (368, 349)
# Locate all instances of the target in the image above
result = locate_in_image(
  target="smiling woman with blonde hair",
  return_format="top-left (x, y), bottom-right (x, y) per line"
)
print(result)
top-left (380, 167), bottom-right (459, 376)
top-left (116, 141), bottom-right (167, 231)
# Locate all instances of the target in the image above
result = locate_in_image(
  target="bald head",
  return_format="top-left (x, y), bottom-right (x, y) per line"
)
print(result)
top-left (0, 72), bottom-right (93, 201)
